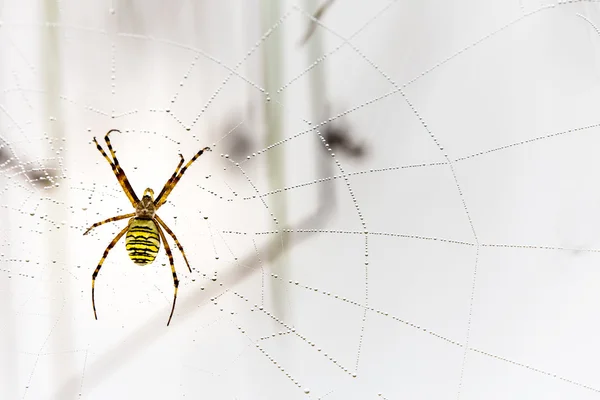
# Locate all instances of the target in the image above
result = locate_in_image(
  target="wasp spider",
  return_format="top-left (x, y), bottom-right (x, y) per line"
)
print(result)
top-left (84, 129), bottom-right (210, 326)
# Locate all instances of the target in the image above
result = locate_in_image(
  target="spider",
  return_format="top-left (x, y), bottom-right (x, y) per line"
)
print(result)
top-left (83, 129), bottom-right (211, 326)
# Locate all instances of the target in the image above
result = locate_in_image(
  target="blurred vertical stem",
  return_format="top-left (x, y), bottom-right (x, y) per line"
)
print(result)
top-left (261, 1), bottom-right (288, 320)
top-left (304, 0), bottom-right (331, 187)
top-left (43, 0), bottom-right (73, 397)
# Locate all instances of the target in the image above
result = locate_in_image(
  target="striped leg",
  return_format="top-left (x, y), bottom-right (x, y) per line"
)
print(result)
top-left (83, 213), bottom-right (134, 235)
top-left (154, 146), bottom-right (211, 208)
top-left (156, 224), bottom-right (179, 326)
top-left (154, 214), bottom-right (191, 272)
top-left (91, 225), bottom-right (129, 321)
top-left (104, 129), bottom-right (140, 204)
top-left (154, 154), bottom-right (184, 207)
top-left (103, 129), bottom-right (121, 164)
top-left (92, 130), bottom-right (140, 207)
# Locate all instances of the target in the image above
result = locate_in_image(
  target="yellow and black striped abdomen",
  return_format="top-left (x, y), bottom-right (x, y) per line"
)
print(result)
top-left (125, 218), bottom-right (161, 265)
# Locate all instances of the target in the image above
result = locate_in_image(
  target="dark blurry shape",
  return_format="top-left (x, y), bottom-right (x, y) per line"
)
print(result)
top-left (0, 147), bottom-right (11, 164)
top-left (219, 106), bottom-right (255, 164)
top-left (220, 104), bottom-right (366, 162)
top-left (229, 131), bottom-right (252, 160)
top-left (223, 123), bottom-right (252, 162)
top-left (298, 0), bottom-right (336, 46)
top-left (320, 103), bottom-right (366, 160)
top-left (0, 140), bottom-right (59, 190)
top-left (322, 124), bottom-right (366, 159)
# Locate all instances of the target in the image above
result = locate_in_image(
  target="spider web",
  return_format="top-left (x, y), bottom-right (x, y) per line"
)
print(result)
top-left (2, 0), bottom-right (600, 399)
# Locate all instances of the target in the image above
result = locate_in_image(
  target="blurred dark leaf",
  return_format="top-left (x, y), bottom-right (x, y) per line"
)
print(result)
top-left (298, 0), bottom-right (336, 46)
top-left (0, 140), bottom-right (59, 190)
top-left (322, 124), bottom-right (366, 159)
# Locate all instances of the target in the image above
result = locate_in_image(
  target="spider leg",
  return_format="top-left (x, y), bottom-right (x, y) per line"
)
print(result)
top-left (154, 154), bottom-right (184, 207)
top-left (92, 129), bottom-right (140, 207)
top-left (104, 129), bottom-right (140, 204)
top-left (83, 212), bottom-right (135, 235)
top-left (91, 224), bottom-right (129, 321)
top-left (154, 146), bottom-right (211, 209)
top-left (154, 214), bottom-right (191, 272)
top-left (156, 224), bottom-right (179, 326)
top-left (103, 129), bottom-right (122, 163)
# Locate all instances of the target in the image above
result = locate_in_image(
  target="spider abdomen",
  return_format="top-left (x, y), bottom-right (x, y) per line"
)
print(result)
top-left (125, 218), bottom-right (161, 265)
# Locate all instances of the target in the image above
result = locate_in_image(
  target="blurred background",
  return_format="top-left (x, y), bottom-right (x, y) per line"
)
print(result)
top-left (2, 0), bottom-right (600, 398)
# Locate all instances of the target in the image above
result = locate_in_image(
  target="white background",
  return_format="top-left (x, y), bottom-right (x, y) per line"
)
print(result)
top-left (2, 0), bottom-right (600, 399)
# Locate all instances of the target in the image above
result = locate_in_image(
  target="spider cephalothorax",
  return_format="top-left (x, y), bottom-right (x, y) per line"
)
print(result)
top-left (83, 129), bottom-right (211, 326)
top-left (136, 188), bottom-right (156, 219)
